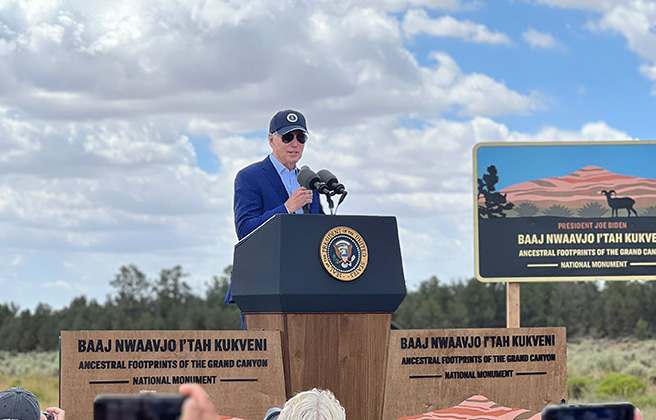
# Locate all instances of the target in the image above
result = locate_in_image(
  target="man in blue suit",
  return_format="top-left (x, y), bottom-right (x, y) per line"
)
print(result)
top-left (226, 110), bottom-right (324, 313)
top-left (233, 109), bottom-right (324, 240)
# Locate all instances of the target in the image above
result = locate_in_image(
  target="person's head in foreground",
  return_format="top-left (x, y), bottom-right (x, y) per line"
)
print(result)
top-left (0, 387), bottom-right (64, 420)
top-left (278, 388), bottom-right (345, 420)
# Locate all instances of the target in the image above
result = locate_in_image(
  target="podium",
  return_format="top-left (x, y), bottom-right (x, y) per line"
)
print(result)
top-left (231, 214), bottom-right (406, 420)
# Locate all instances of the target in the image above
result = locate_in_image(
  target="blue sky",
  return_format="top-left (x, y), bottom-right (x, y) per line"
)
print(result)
top-left (189, 135), bottom-right (221, 174)
top-left (476, 142), bottom-right (656, 190)
top-left (409, 4), bottom-right (654, 137)
top-left (1, 0), bottom-right (655, 311)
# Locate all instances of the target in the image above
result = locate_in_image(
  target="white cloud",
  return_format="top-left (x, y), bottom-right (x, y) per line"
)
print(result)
top-left (321, 0), bottom-right (470, 13)
top-left (315, 116), bottom-right (633, 285)
top-left (0, 1), bottom-right (534, 125)
top-left (539, 0), bottom-right (656, 90)
top-left (536, 0), bottom-right (624, 12)
top-left (402, 9), bottom-right (512, 44)
top-left (588, 2), bottom-right (656, 80)
top-left (0, 107), bottom-right (634, 308)
top-left (522, 28), bottom-right (559, 49)
top-left (0, 0), bottom-right (645, 310)
top-left (504, 121), bottom-right (633, 143)
top-left (43, 279), bottom-right (74, 290)
top-left (421, 52), bottom-right (543, 116)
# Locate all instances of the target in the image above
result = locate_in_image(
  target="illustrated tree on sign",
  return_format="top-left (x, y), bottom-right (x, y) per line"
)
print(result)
top-left (478, 165), bottom-right (514, 218)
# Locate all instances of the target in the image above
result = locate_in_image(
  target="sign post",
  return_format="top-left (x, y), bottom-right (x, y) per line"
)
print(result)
top-left (507, 282), bottom-right (520, 328)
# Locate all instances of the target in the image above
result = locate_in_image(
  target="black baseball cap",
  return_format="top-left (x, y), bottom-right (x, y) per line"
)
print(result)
top-left (269, 110), bottom-right (308, 135)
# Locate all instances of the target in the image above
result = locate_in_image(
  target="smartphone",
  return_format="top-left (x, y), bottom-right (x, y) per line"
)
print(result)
top-left (93, 393), bottom-right (186, 420)
top-left (542, 403), bottom-right (634, 420)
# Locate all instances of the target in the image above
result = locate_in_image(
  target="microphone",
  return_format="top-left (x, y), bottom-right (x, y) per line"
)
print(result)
top-left (297, 166), bottom-right (331, 195)
top-left (317, 169), bottom-right (347, 195)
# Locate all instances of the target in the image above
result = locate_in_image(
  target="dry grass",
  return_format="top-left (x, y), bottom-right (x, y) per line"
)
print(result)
top-left (567, 338), bottom-right (656, 379)
top-left (0, 375), bottom-right (60, 409)
top-left (0, 351), bottom-right (60, 409)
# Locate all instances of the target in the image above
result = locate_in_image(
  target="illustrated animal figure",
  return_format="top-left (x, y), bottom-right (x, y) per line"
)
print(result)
top-left (600, 190), bottom-right (638, 217)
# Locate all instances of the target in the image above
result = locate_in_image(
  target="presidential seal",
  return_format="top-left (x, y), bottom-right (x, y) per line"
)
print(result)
top-left (319, 226), bottom-right (368, 281)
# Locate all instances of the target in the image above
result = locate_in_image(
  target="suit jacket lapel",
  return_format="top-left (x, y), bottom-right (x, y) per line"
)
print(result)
top-left (261, 157), bottom-right (289, 203)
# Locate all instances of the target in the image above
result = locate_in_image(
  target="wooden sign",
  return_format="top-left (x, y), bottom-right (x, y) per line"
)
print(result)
top-left (382, 327), bottom-right (566, 420)
top-left (60, 330), bottom-right (286, 420)
top-left (474, 141), bottom-right (656, 281)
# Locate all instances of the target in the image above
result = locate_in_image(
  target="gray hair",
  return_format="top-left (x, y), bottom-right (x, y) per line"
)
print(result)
top-left (278, 388), bottom-right (346, 420)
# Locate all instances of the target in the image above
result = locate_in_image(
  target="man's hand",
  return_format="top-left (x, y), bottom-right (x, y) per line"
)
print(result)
top-left (285, 187), bottom-right (313, 213)
top-left (179, 384), bottom-right (218, 420)
top-left (43, 407), bottom-right (65, 420)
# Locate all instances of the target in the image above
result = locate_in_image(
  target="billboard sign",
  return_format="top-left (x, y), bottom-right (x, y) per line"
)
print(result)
top-left (474, 141), bottom-right (656, 281)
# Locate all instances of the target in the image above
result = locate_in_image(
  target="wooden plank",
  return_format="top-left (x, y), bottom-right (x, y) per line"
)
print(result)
top-left (245, 313), bottom-right (291, 397)
top-left (246, 312), bottom-right (391, 420)
top-left (507, 282), bottom-right (521, 328)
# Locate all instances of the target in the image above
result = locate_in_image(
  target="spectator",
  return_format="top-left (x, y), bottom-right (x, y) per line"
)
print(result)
top-left (179, 384), bottom-right (644, 420)
top-left (0, 387), bottom-right (65, 420)
top-left (264, 388), bottom-right (345, 420)
top-left (179, 384), bottom-right (346, 420)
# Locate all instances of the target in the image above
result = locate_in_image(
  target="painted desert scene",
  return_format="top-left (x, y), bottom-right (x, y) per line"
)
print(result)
top-left (478, 165), bottom-right (656, 218)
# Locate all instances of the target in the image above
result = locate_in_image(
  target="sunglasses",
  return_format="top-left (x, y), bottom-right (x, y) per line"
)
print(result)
top-left (280, 132), bottom-right (307, 144)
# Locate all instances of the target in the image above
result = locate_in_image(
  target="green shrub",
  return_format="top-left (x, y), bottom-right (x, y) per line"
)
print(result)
top-left (648, 367), bottom-right (656, 386)
top-left (0, 351), bottom-right (58, 376)
top-left (629, 393), bottom-right (656, 408)
top-left (568, 375), bottom-right (596, 399)
top-left (596, 353), bottom-right (623, 373)
top-left (597, 372), bottom-right (646, 398)
top-left (622, 361), bottom-right (649, 378)
top-left (634, 319), bottom-right (650, 340)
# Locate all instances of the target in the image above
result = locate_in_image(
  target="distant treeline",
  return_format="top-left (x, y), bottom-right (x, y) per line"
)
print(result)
top-left (1, 264), bottom-right (654, 352)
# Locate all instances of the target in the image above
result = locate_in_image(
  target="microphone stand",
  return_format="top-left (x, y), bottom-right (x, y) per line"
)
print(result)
top-left (325, 192), bottom-right (335, 215)
top-left (333, 191), bottom-right (347, 215)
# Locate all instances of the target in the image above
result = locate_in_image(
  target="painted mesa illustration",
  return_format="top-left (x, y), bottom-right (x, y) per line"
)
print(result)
top-left (478, 165), bottom-right (656, 219)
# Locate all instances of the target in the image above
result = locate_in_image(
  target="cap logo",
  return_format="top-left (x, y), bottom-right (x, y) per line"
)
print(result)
top-left (286, 113), bottom-right (298, 123)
